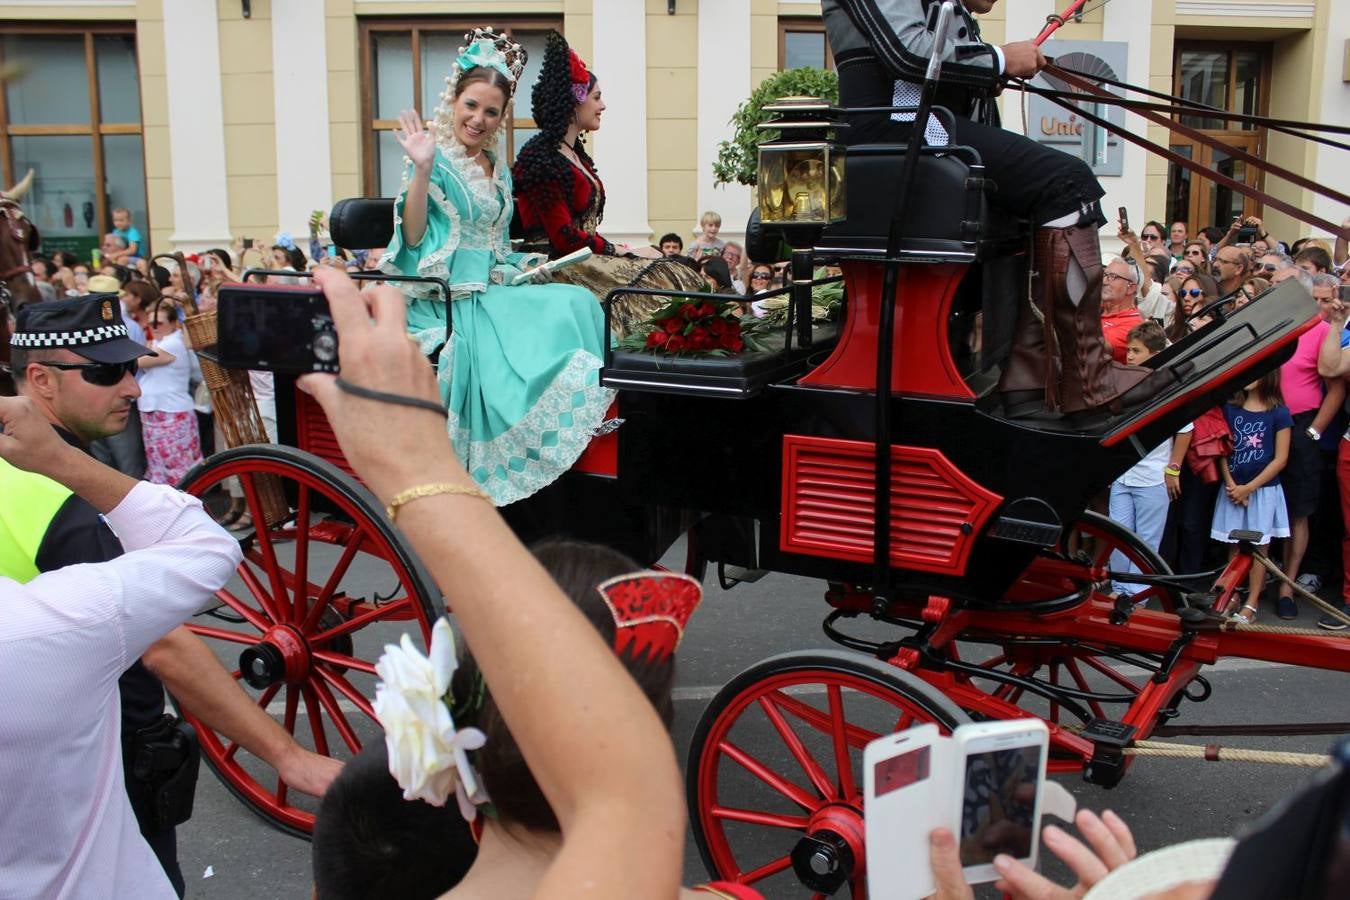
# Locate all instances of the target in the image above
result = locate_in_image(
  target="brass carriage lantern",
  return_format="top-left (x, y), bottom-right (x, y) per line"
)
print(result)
top-left (756, 97), bottom-right (847, 228)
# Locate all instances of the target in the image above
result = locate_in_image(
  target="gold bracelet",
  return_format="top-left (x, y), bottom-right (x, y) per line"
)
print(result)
top-left (386, 482), bottom-right (492, 522)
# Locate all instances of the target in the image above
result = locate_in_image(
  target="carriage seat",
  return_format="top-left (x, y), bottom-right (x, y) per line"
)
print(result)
top-left (815, 143), bottom-right (1026, 263)
top-left (329, 197), bottom-right (395, 251)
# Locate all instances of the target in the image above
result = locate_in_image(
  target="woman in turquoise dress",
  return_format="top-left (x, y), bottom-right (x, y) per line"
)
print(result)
top-left (380, 29), bottom-right (613, 506)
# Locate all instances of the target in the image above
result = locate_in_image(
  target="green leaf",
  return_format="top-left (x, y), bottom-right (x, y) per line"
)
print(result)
top-left (712, 68), bottom-right (840, 188)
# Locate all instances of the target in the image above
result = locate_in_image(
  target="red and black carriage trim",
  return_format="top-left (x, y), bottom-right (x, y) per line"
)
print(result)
top-left (127, 3), bottom-right (1350, 895)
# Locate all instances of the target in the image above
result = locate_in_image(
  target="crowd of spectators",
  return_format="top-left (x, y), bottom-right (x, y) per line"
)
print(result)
top-left (22, 212), bottom-right (382, 514)
top-left (1106, 211), bottom-right (1350, 628)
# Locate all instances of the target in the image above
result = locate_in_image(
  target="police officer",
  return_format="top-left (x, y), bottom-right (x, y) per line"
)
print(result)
top-left (822, 0), bottom-right (1168, 416)
top-left (2, 294), bottom-right (341, 895)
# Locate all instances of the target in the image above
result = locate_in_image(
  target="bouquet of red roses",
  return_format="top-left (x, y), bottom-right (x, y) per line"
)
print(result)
top-left (619, 298), bottom-right (755, 356)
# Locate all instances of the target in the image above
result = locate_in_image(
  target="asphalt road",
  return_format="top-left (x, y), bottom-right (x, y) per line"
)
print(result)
top-left (174, 543), bottom-right (1349, 899)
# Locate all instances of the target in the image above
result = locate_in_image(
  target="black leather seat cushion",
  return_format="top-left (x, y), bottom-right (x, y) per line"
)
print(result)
top-left (329, 197), bottom-right (395, 250)
top-left (817, 144), bottom-right (1024, 259)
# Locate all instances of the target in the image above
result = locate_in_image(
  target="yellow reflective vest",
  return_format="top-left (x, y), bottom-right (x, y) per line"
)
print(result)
top-left (0, 457), bottom-right (73, 583)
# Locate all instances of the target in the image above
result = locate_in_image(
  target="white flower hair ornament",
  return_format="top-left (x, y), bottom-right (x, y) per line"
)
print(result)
top-left (372, 618), bottom-right (489, 820)
top-left (432, 26), bottom-right (528, 153)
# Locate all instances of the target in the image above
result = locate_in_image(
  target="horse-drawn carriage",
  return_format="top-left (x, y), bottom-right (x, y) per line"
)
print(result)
top-left (1, 8), bottom-right (1346, 894)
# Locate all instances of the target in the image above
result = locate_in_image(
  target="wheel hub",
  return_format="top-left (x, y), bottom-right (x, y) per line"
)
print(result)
top-left (239, 625), bottom-right (309, 689)
top-left (789, 803), bottom-right (865, 894)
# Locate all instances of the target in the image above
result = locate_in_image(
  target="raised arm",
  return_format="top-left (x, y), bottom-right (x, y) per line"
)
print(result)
top-left (301, 270), bottom-right (685, 899)
top-left (1318, 302), bottom-right (1350, 379)
top-left (392, 109), bottom-right (435, 249)
top-left (832, 0), bottom-right (1044, 86)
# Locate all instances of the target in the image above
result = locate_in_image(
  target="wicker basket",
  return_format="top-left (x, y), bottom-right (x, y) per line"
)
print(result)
top-left (183, 309), bottom-right (290, 527)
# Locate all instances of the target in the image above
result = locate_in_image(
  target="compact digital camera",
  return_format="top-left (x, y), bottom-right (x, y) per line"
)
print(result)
top-left (216, 283), bottom-right (339, 374)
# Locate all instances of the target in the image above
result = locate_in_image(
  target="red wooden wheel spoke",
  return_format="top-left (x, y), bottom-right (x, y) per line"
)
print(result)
top-left (255, 682), bottom-right (282, 714)
top-left (758, 694), bottom-right (836, 801)
top-left (980, 654), bottom-right (1007, 669)
top-left (771, 690), bottom-right (883, 751)
top-left (739, 854), bottom-right (793, 885)
top-left (239, 473), bottom-right (293, 619)
top-left (301, 684), bottom-right (331, 757)
top-left (711, 806), bottom-right (810, 830)
top-left (188, 624), bottom-right (262, 646)
top-left (310, 650), bottom-right (377, 675)
top-left (235, 557), bottom-right (285, 626)
top-left (314, 664), bottom-right (376, 719)
top-left (224, 741), bottom-right (240, 763)
top-left (311, 677), bottom-right (363, 753)
top-left (274, 686), bottom-right (299, 806)
top-left (214, 587), bottom-right (271, 633)
top-left (828, 685), bottom-right (858, 800)
top-left (1064, 658), bottom-right (1107, 720)
top-left (308, 596), bottom-right (412, 643)
top-left (302, 529), bottom-right (368, 634)
top-left (717, 740), bottom-right (818, 810)
top-left (292, 485), bottom-right (312, 622)
top-left (1081, 653), bottom-right (1143, 692)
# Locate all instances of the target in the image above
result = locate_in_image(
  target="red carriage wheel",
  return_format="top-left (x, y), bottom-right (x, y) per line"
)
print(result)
top-left (1010, 510), bottom-right (1182, 613)
top-left (687, 650), bottom-right (968, 897)
top-left (176, 445), bottom-right (442, 837)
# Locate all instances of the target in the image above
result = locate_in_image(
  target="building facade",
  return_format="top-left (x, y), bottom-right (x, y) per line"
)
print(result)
top-left (0, 0), bottom-right (1345, 257)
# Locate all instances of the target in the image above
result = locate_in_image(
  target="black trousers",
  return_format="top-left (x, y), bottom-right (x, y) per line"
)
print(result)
top-left (837, 57), bottom-right (1106, 227)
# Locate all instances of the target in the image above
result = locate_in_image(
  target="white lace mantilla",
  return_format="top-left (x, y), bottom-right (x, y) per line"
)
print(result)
top-left (438, 343), bottom-right (616, 507)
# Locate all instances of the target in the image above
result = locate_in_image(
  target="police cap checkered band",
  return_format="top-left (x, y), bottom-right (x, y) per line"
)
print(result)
top-left (10, 323), bottom-right (129, 348)
top-left (11, 293), bottom-right (153, 364)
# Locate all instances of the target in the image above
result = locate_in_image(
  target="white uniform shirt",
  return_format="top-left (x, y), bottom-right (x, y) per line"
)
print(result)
top-left (0, 482), bottom-right (242, 900)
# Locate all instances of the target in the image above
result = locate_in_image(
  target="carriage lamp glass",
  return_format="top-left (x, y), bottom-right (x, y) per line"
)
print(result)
top-left (757, 97), bottom-right (846, 227)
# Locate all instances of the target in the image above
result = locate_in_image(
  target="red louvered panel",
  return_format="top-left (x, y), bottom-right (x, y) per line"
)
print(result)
top-left (780, 435), bottom-right (1002, 576)
top-left (294, 387), bottom-right (358, 479)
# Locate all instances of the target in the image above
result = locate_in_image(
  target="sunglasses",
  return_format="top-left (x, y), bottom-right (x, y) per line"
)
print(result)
top-left (751, 271), bottom-right (772, 280)
top-left (1183, 288), bottom-right (1206, 299)
top-left (1141, 233), bottom-right (1162, 241)
top-left (37, 359), bottom-right (138, 386)
top-left (1259, 263), bottom-right (1279, 273)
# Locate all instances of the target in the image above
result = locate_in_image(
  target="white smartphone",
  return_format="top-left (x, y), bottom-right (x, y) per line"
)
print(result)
top-left (865, 723), bottom-right (945, 900)
top-left (950, 719), bottom-right (1049, 884)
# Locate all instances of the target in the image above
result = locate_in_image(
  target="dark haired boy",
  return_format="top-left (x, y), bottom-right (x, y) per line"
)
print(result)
top-left (658, 232), bottom-right (684, 257)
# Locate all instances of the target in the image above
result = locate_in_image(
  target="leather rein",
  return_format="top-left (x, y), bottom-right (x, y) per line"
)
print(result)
top-left (1015, 63), bottom-right (1348, 237)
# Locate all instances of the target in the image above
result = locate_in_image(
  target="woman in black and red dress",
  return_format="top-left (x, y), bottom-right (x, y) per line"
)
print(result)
top-left (513, 31), bottom-right (704, 337)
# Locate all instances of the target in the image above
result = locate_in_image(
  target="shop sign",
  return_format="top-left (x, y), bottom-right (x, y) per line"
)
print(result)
top-left (1027, 40), bottom-right (1128, 178)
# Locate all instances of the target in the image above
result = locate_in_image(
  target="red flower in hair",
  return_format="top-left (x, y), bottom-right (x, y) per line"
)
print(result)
top-left (568, 50), bottom-right (591, 86)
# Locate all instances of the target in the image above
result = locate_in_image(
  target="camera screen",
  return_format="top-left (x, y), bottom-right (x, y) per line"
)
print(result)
top-left (872, 745), bottom-right (930, 799)
top-left (219, 290), bottom-right (319, 368)
top-left (958, 745), bottom-right (1041, 866)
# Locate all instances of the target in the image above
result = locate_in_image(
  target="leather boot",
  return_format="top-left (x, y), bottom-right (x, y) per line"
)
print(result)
top-left (996, 238), bottom-right (1058, 416)
top-left (1046, 224), bottom-right (1168, 415)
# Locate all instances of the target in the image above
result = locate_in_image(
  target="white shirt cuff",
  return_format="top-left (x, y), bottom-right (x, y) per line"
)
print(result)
top-left (992, 45), bottom-right (1006, 76)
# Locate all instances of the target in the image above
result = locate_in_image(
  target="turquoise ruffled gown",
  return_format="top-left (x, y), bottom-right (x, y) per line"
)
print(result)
top-left (381, 142), bottom-right (614, 506)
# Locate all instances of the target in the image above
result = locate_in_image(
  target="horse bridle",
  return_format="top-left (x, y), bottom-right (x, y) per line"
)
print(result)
top-left (0, 199), bottom-right (36, 310)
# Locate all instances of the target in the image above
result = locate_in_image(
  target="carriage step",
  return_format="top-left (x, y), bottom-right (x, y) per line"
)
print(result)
top-left (1082, 718), bottom-right (1138, 788)
top-left (988, 516), bottom-right (1062, 547)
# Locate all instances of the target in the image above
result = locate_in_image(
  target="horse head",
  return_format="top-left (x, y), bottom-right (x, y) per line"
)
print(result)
top-left (0, 169), bottom-right (42, 395)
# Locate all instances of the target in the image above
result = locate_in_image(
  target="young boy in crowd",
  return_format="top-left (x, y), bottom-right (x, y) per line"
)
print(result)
top-left (109, 207), bottom-right (143, 263)
top-left (1109, 321), bottom-right (1194, 600)
top-left (686, 211), bottom-right (725, 260)
top-left (658, 233), bottom-right (685, 257)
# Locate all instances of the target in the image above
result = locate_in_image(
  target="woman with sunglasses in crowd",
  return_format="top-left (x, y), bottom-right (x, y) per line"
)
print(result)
top-left (135, 298), bottom-right (203, 486)
top-left (1182, 241), bottom-right (1211, 277)
top-left (1179, 272), bottom-right (1221, 330)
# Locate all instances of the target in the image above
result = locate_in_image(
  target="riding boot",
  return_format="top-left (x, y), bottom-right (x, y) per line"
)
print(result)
top-left (1045, 224), bottom-right (1169, 415)
top-left (996, 235), bottom-right (1058, 416)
